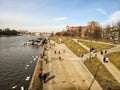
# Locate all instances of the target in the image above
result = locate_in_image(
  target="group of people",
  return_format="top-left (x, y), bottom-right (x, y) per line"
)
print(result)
top-left (100, 50), bottom-right (107, 55)
top-left (103, 57), bottom-right (109, 63)
top-left (101, 50), bottom-right (109, 63)
top-left (38, 70), bottom-right (47, 83)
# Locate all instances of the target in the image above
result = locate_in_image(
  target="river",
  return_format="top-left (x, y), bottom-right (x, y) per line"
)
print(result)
top-left (0, 35), bottom-right (41, 90)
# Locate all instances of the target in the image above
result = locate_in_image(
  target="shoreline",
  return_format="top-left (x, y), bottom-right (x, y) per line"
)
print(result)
top-left (28, 45), bottom-right (44, 90)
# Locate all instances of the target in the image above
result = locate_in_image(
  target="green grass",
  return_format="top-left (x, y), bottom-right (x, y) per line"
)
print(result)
top-left (61, 37), bottom-right (88, 56)
top-left (107, 51), bottom-right (120, 70)
top-left (84, 57), bottom-right (120, 90)
top-left (79, 40), bottom-right (114, 52)
top-left (50, 35), bottom-right (59, 43)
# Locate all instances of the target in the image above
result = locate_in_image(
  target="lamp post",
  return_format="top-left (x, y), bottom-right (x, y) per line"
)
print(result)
top-left (89, 28), bottom-right (93, 63)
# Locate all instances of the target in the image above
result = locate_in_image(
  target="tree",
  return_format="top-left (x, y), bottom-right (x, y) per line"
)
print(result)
top-left (93, 26), bottom-right (102, 40)
top-left (116, 21), bottom-right (120, 42)
top-left (0, 29), bottom-right (2, 35)
top-left (4, 28), bottom-right (11, 35)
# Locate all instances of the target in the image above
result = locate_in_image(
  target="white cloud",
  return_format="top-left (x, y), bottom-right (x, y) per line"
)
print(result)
top-left (96, 8), bottom-right (107, 15)
top-left (54, 17), bottom-right (67, 21)
top-left (106, 11), bottom-right (120, 25)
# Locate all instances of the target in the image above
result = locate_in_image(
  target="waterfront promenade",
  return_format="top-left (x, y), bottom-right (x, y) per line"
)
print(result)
top-left (42, 40), bottom-right (102, 90)
top-left (29, 38), bottom-right (120, 90)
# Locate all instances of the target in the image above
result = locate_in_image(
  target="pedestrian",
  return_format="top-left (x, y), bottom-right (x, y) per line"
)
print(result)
top-left (100, 50), bottom-right (103, 55)
top-left (59, 56), bottom-right (61, 60)
top-left (58, 51), bottom-right (60, 54)
top-left (81, 53), bottom-right (84, 57)
top-left (105, 57), bottom-right (109, 63)
top-left (38, 70), bottom-right (42, 82)
top-left (43, 73), bottom-right (47, 83)
top-left (105, 50), bottom-right (107, 54)
top-left (45, 57), bottom-right (48, 64)
top-left (43, 51), bottom-right (45, 56)
top-left (103, 57), bottom-right (106, 63)
top-left (54, 51), bottom-right (56, 54)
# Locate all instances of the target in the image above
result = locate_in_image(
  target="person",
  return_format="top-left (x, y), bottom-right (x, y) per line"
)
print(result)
top-left (38, 70), bottom-right (42, 82)
top-left (43, 73), bottom-right (47, 83)
top-left (58, 51), bottom-right (60, 54)
top-left (59, 56), bottom-right (61, 60)
top-left (100, 50), bottom-right (103, 55)
top-left (81, 53), bottom-right (84, 57)
top-left (105, 57), bottom-right (109, 63)
top-left (43, 51), bottom-right (45, 56)
top-left (45, 56), bottom-right (48, 64)
top-left (105, 50), bottom-right (107, 54)
top-left (103, 57), bottom-right (106, 63)
top-left (54, 51), bottom-right (56, 54)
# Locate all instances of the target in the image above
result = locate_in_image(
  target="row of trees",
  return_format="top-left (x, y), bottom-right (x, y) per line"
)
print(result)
top-left (0, 28), bottom-right (19, 35)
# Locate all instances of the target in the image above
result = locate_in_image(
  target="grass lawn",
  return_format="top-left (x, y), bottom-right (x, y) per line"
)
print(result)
top-left (79, 40), bottom-right (114, 52)
top-left (50, 35), bottom-right (59, 43)
top-left (107, 51), bottom-right (120, 70)
top-left (61, 37), bottom-right (88, 56)
top-left (84, 57), bottom-right (120, 90)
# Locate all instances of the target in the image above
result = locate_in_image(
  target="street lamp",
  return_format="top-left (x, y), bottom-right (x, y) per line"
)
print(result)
top-left (88, 29), bottom-right (92, 62)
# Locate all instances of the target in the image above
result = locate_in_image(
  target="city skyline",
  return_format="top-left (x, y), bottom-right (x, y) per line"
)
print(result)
top-left (0, 0), bottom-right (120, 32)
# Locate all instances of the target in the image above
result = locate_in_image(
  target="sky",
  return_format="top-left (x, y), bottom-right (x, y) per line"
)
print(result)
top-left (0, 0), bottom-right (120, 32)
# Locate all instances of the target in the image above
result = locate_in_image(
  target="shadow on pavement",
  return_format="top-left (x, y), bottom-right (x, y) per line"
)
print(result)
top-left (46, 75), bottom-right (56, 82)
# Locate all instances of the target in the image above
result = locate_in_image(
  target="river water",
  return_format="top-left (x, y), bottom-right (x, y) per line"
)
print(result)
top-left (0, 36), bottom-right (41, 90)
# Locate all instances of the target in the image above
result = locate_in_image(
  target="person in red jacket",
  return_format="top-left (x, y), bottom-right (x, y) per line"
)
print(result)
top-left (38, 69), bottom-right (42, 82)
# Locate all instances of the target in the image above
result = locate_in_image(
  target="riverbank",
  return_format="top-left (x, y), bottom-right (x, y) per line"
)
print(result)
top-left (35, 39), bottom-right (102, 90)
top-left (28, 46), bottom-right (44, 90)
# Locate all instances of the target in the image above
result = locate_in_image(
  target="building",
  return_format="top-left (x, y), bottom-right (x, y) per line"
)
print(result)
top-left (89, 21), bottom-right (96, 31)
top-left (66, 25), bottom-right (89, 38)
top-left (19, 30), bottom-right (29, 35)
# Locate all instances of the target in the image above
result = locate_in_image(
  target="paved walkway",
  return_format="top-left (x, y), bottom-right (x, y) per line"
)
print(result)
top-left (73, 39), bottom-right (120, 84)
top-left (42, 40), bottom-right (102, 90)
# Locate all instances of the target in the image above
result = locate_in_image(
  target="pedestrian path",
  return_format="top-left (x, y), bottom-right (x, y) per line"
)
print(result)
top-left (73, 39), bottom-right (120, 84)
top-left (42, 40), bottom-right (102, 90)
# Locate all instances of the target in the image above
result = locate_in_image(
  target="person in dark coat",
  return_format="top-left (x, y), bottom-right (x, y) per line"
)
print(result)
top-left (43, 73), bottom-right (47, 83)
top-left (103, 57), bottom-right (106, 63)
top-left (38, 70), bottom-right (42, 82)
top-left (105, 50), bottom-right (107, 54)
top-left (100, 50), bottom-right (103, 55)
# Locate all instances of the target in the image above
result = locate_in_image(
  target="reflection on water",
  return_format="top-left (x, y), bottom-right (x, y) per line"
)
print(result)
top-left (0, 36), bottom-right (41, 90)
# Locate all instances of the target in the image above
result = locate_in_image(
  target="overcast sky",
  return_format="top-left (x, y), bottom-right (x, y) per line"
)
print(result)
top-left (0, 0), bottom-right (120, 32)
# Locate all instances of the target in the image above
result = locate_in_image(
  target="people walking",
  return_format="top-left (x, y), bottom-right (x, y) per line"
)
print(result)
top-left (43, 73), bottom-right (47, 83)
top-left (105, 57), bottom-right (109, 63)
top-left (58, 51), bottom-right (60, 54)
top-left (45, 57), bottom-right (48, 64)
top-left (38, 70), bottom-right (42, 82)
top-left (54, 51), bottom-right (56, 54)
top-left (105, 50), bottom-right (107, 54)
top-left (59, 56), bottom-right (61, 60)
top-left (103, 57), bottom-right (106, 63)
top-left (100, 50), bottom-right (103, 55)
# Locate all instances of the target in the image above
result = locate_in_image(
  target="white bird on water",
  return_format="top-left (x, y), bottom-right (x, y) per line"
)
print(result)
top-left (12, 85), bottom-right (17, 89)
top-left (25, 76), bottom-right (30, 81)
top-left (21, 86), bottom-right (24, 90)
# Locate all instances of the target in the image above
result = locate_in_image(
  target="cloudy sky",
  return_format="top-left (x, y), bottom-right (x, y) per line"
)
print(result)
top-left (0, 0), bottom-right (120, 32)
